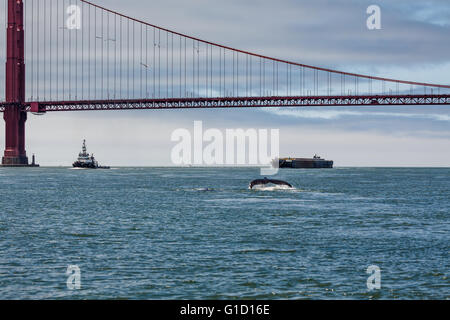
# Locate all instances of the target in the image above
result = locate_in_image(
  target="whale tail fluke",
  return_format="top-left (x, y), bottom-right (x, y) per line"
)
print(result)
top-left (249, 178), bottom-right (293, 189)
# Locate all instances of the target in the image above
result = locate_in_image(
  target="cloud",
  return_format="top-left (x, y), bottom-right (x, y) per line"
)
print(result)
top-left (265, 108), bottom-right (450, 122)
top-left (81, 0), bottom-right (450, 67)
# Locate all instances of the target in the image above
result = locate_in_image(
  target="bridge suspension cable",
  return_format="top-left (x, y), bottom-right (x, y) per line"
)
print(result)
top-left (0, 0), bottom-right (449, 112)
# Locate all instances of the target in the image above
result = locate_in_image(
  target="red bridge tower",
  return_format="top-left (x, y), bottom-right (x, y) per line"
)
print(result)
top-left (2, 0), bottom-right (30, 166)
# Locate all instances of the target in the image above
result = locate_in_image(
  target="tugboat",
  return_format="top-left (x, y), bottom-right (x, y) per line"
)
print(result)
top-left (72, 140), bottom-right (110, 169)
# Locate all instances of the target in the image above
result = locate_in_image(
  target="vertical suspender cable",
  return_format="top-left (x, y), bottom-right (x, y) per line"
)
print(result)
top-left (210, 45), bottom-right (212, 97)
top-left (263, 59), bottom-right (266, 95)
top-left (127, 19), bottom-right (129, 98)
top-left (115, 14), bottom-right (117, 98)
top-left (44, 0), bottom-right (46, 100)
top-left (152, 27), bottom-right (155, 98)
top-left (224, 48), bottom-right (227, 97)
top-left (31, 0), bottom-right (34, 100)
top-left (94, 7), bottom-right (97, 98)
top-left (140, 24), bottom-right (142, 97)
top-left (158, 29), bottom-right (160, 98)
top-left (120, 16), bottom-right (122, 98)
top-left (146, 25), bottom-right (148, 98)
top-left (171, 33), bottom-right (173, 98)
top-left (232, 51), bottom-right (234, 96)
top-left (249, 56), bottom-right (253, 97)
top-left (259, 58), bottom-right (262, 96)
top-left (166, 31), bottom-right (168, 98)
top-left (101, 9), bottom-right (104, 98)
top-left (192, 39), bottom-right (194, 97)
top-left (236, 53), bottom-right (239, 97)
top-left (50, 0), bottom-right (52, 100)
top-left (75, 0), bottom-right (78, 99)
top-left (69, 0), bottom-right (72, 99)
top-left (107, 11), bottom-right (109, 98)
top-left (37, 0), bottom-right (40, 100)
top-left (120, 16), bottom-right (123, 98)
top-left (179, 35), bottom-right (181, 98)
top-left (197, 41), bottom-right (200, 97)
top-left (81, 1), bottom-right (84, 99)
top-left (63, 0), bottom-right (65, 100)
top-left (133, 21), bottom-right (135, 98)
top-left (88, 3), bottom-right (90, 99)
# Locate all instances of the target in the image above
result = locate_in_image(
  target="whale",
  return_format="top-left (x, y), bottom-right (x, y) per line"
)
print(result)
top-left (249, 177), bottom-right (293, 189)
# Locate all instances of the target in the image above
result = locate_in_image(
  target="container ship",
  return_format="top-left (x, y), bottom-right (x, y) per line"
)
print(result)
top-left (273, 155), bottom-right (333, 169)
top-left (72, 140), bottom-right (110, 169)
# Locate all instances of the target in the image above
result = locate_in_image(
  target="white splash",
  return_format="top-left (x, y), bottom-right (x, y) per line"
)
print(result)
top-left (250, 184), bottom-right (295, 191)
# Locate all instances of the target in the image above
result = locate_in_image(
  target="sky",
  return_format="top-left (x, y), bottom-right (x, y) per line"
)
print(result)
top-left (1, 0), bottom-right (450, 166)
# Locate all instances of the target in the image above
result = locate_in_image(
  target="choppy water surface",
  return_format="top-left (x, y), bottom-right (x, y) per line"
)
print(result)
top-left (0, 167), bottom-right (448, 299)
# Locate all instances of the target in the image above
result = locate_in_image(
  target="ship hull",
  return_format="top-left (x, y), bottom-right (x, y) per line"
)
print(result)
top-left (277, 158), bottom-right (333, 169)
top-left (72, 162), bottom-right (110, 169)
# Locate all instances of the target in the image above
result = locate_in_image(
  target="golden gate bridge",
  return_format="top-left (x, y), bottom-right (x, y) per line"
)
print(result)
top-left (1, 0), bottom-right (450, 166)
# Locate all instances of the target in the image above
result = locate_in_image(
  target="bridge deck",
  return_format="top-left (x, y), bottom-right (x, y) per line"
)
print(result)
top-left (1, 95), bottom-right (449, 113)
